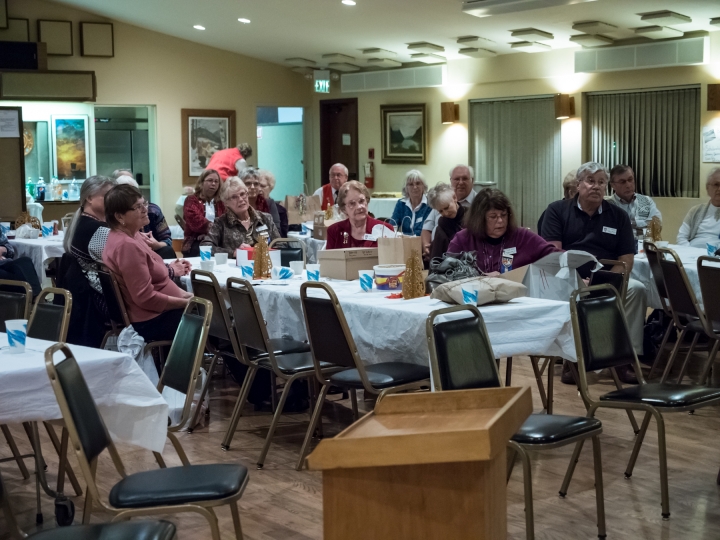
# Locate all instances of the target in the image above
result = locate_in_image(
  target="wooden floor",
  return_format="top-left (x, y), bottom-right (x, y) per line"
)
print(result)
top-left (2, 356), bottom-right (720, 540)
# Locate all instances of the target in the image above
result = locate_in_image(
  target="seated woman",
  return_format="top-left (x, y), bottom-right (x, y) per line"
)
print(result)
top-left (390, 170), bottom-right (432, 236)
top-left (448, 188), bottom-right (559, 275)
top-left (326, 181), bottom-right (393, 249)
top-left (537, 169), bottom-right (577, 232)
top-left (103, 185), bottom-right (193, 343)
top-left (258, 169), bottom-right (286, 237)
top-left (427, 183), bottom-right (465, 260)
top-left (677, 168), bottom-right (720, 248)
top-left (202, 176), bottom-right (280, 255)
top-left (242, 168), bottom-right (280, 233)
top-left (0, 230), bottom-right (41, 296)
top-left (182, 169), bottom-right (225, 257)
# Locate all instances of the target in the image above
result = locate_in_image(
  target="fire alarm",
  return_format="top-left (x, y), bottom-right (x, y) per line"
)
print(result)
top-left (368, 148), bottom-right (375, 159)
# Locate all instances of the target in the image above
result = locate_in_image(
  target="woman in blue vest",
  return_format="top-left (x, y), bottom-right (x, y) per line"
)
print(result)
top-left (390, 170), bottom-right (432, 236)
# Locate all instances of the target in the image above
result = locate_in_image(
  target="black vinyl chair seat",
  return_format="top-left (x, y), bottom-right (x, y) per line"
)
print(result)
top-left (109, 463), bottom-right (248, 509)
top-left (257, 351), bottom-right (333, 374)
top-left (512, 414), bottom-right (602, 446)
top-left (329, 362), bottom-right (430, 389)
top-left (29, 521), bottom-right (176, 540)
top-left (599, 383), bottom-right (720, 408)
top-left (685, 318), bottom-right (720, 336)
top-left (246, 337), bottom-right (311, 360)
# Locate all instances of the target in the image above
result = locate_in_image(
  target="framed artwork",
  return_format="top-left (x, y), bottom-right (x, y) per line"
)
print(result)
top-left (38, 19), bottom-right (73, 56)
top-left (51, 115), bottom-right (89, 180)
top-left (181, 108), bottom-right (236, 185)
top-left (80, 22), bottom-right (114, 57)
top-left (0, 18), bottom-right (29, 42)
top-left (0, 0), bottom-right (8, 30)
top-left (380, 103), bottom-right (427, 164)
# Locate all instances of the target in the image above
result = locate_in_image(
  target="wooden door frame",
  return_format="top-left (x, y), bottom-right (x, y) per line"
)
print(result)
top-left (319, 97), bottom-right (358, 184)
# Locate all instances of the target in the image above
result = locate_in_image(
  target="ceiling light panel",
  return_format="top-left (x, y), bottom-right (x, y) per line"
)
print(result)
top-left (322, 53), bottom-right (355, 62)
top-left (634, 26), bottom-right (684, 40)
top-left (458, 47), bottom-right (497, 58)
top-left (572, 21), bottom-right (618, 34)
top-left (285, 57), bottom-right (317, 67)
top-left (237, 18), bottom-right (251, 24)
top-left (510, 28), bottom-right (554, 41)
top-left (510, 41), bottom-right (551, 53)
top-left (407, 42), bottom-right (445, 53)
top-left (457, 35), bottom-right (479, 44)
top-left (361, 48), bottom-right (397, 59)
top-left (410, 53), bottom-right (446, 64)
top-left (463, 0), bottom-right (598, 18)
top-left (329, 62), bottom-right (361, 72)
top-left (367, 58), bottom-right (403, 68)
top-left (640, 11), bottom-right (692, 26)
top-left (193, 25), bottom-right (205, 30)
top-left (569, 34), bottom-right (614, 47)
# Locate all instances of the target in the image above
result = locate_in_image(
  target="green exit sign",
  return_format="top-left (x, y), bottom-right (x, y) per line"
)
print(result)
top-left (315, 79), bottom-right (330, 93)
top-left (314, 69), bottom-right (331, 94)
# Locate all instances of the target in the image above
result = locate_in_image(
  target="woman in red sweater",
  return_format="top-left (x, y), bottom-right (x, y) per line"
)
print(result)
top-left (182, 169), bottom-right (225, 257)
top-left (326, 181), bottom-right (393, 249)
top-left (103, 185), bottom-right (193, 343)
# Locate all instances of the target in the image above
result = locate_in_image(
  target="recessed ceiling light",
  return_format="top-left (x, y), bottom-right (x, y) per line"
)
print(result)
top-left (238, 18), bottom-right (251, 24)
top-left (342, 0), bottom-right (356, 5)
top-left (193, 25), bottom-right (205, 30)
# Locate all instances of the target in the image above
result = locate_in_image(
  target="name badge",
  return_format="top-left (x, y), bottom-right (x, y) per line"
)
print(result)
top-left (503, 247), bottom-right (517, 256)
top-left (602, 226), bottom-right (617, 235)
top-left (257, 225), bottom-right (268, 232)
top-left (416, 217), bottom-right (424, 223)
top-left (363, 233), bottom-right (377, 242)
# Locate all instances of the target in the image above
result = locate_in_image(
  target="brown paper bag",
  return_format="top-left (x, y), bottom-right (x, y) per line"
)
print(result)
top-left (377, 235), bottom-right (423, 266)
top-left (430, 276), bottom-right (527, 306)
top-left (284, 194), bottom-right (322, 224)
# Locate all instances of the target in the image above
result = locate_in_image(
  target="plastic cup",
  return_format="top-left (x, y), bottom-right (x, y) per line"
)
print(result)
top-left (271, 266), bottom-right (294, 280)
top-left (269, 250), bottom-right (282, 268)
top-left (359, 270), bottom-right (374, 292)
top-left (708, 243), bottom-right (718, 257)
top-left (215, 253), bottom-right (228, 265)
top-left (28, 228), bottom-right (40, 239)
top-left (5, 319), bottom-right (28, 354)
top-left (0, 222), bottom-right (9, 236)
top-left (199, 246), bottom-right (212, 261)
top-left (290, 261), bottom-right (304, 275)
top-left (236, 249), bottom-right (248, 263)
top-left (461, 284), bottom-right (479, 305)
top-left (240, 261), bottom-right (254, 279)
top-left (41, 222), bottom-right (53, 238)
top-left (200, 260), bottom-right (215, 272)
top-left (306, 264), bottom-right (320, 282)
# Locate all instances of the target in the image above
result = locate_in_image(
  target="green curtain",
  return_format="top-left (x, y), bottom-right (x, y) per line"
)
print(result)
top-left (470, 97), bottom-right (561, 230)
top-left (586, 87), bottom-right (700, 197)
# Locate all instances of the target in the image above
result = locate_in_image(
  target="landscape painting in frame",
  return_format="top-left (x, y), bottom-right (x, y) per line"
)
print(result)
top-left (51, 115), bottom-right (89, 179)
top-left (189, 116), bottom-right (229, 176)
top-left (381, 104), bottom-right (426, 164)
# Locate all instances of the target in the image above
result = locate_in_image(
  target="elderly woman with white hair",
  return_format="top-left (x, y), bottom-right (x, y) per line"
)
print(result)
top-left (258, 169), bottom-right (288, 237)
top-left (390, 169), bottom-right (432, 236)
top-left (677, 167), bottom-right (720, 248)
top-left (427, 183), bottom-right (464, 260)
top-left (201, 176), bottom-right (279, 256)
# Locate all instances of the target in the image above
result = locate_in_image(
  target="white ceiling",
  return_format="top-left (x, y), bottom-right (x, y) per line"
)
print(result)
top-left (49, 0), bottom-right (720, 69)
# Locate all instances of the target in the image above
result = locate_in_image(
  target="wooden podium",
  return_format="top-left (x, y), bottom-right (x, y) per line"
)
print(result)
top-left (307, 387), bottom-right (532, 540)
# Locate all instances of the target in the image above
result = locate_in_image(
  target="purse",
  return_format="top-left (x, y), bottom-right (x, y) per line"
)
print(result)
top-left (425, 251), bottom-right (480, 293)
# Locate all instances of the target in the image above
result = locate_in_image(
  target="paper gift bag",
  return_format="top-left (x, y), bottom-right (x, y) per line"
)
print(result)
top-left (285, 194), bottom-right (322, 224)
top-left (377, 235), bottom-right (423, 266)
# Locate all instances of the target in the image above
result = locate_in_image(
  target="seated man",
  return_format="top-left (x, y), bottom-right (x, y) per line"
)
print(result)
top-left (677, 168), bottom-right (720, 248)
top-left (541, 161), bottom-right (647, 384)
top-left (0, 229), bottom-right (41, 296)
top-left (607, 164), bottom-right (662, 228)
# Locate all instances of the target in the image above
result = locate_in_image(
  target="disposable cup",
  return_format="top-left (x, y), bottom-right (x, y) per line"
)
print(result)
top-left (359, 270), bottom-right (374, 292)
top-left (708, 243), bottom-right (718, 257)
top-left (200, 260), bottom-right (215, 272)
top-left (240, 261), bottom-right (254, 279)
top-left (215, 253), bottom-right (228, 265)
top-left (199, 246), bottom-right (212, 261)
top-left (269, 250), bottom-right (282, 268)
top-left (28, 228), bottom-right (40, 239)
top-left (236, 249), bottom-right (248, 263)
top-left (290, 261), bottom-right (304, 275)
top-left (306, 264), bottom-right (320, 282)
top-left (0, 222), bottom-right (9, 235)
top-left (5, 319), bottom-right (28, 354)
top-left (271, 266), bottom-right (294, 280)
top-left (461, 284), bottom-right (479, 305)
top-left (41, 222), bottom-right (53, 238)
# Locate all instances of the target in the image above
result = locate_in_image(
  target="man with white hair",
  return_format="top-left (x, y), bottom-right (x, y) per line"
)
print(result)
top-left (421, 164), bottom-right (477, 258)
top-left (677, 167), bottom-right (720, 248)
top-left (541, 161), bottom-right (648, 384)
top-left (313, 163), bottom-right (349, 210)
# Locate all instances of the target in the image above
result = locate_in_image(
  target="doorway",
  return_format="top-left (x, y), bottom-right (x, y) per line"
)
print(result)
top-left (256, 107), bottom-right (305, 200)
top-left (319, 98), bottom-right (358, 184)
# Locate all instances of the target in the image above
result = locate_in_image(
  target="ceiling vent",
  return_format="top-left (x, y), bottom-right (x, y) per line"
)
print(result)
top-left (462, 0), bottom-right (596, 18)
top-left (575, 36), bottom-right (707, 73)
top-left (341, 65), bottom-right (445, 93)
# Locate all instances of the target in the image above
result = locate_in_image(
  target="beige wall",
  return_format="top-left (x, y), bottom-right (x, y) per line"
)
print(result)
top-left (10, 0), bottom-right (312, 216)
top-left (310, 33), bottom-right (720, 242)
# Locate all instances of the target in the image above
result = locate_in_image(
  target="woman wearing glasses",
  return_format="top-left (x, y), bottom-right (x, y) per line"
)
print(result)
top-left (326, 181), bottom-right (393, 249)
top-left (390, 170), bottom-right (431, 236)
top-left (182, 168), bottom-right (225, 257)
top-left (201, 176), bottom-right (279, 256)
top-left (103, 184), bottom-right (193, 342)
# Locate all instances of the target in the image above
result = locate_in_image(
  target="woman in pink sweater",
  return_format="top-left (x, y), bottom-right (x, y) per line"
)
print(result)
top-left (103, 185), bottom-right (193, 343)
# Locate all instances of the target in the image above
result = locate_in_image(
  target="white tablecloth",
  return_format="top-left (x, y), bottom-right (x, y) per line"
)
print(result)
top-left (368, 198), bottom-right (400, 219)
top-left (0, 334), bottom-right (168, 452)
top-left (9, 235), bottom-right (66, 280)
top-left (178, 259), bottom-right (576, 363)
top-left (632, 244), bottom-right (705, 310)
top-left (287, 232), bottom-right (326, 264)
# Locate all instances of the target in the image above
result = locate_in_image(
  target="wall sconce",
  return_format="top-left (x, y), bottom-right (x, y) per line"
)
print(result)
top-left (709, 84), bottom-right (720, 111)
top-left (554, 93), bottom-right (575, 119)
top-left (441, 102), bottom-right (460, 124)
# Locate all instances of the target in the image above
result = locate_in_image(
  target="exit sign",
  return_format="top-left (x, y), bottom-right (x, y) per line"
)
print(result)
top-left (314, 69), bottom-right (330, 94)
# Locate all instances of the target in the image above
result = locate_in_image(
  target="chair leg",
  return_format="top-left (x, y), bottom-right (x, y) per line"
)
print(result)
top-left (609, 370), bottom-right (639, 434)
top-left (506, 444), bottom-right (517, 483)
top-left (648, 322), bottom-right (674, 380)
top-left (700, 340), bottom-right (720, 386)
top-left (653, 411), bottom-right (670, 519)
top-left (230, 501), bottom-right (244, 540)
top-left (675, 333), bottom-right (700, 384)
top-left (270, 376), bottom-right (278, 413)
top-left (625, 412), bottom-right (652, 478)
top-left (546, 357), bottom-right (554, 415)
top-left (257, 375), bottom-right (298, 469)
top-left (82, 459), bottom-right (97, 524)
top-left (505, 357), bottom-right (513, 386)
top-left (221, 366), bottom-right (258, 451)
top-left (559, 439), bottom-right (585, 497)
top-left (509, 442), bottom-right (533, 540)
top-left (167, 432), bottom-right (191, 466)
top-left (44, 423), bottom-right (82, 496)
top-left (153, 451), bottom-right (167, 468)
top-left (297, 384), bottom-right (330, 471)
top-left (529, 357), bottom-right (548, 411)
top-left (1, 425), bottom-right (30, 479)
top-left (661, 327), bottom-right (687, 382)
top-left (350, 388), bottom-right (359, 420)
top-left (591, 435), bottom-right (607, 538)
top-left (205, 507), bottom-right (222, 540)
top-left (188, 353), bottom-right (219, 433)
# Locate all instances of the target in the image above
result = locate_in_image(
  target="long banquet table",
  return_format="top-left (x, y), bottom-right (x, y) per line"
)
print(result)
top-left (9, 234), bottom-right (66, 281)
top-left (177, 258), bottom-right (577, 363)
top-left (0, 334), bottom-right (168, 452)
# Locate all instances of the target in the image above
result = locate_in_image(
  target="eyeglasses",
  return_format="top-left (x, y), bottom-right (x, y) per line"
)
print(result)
top-left (204, 177), bottom-right (219, 185)
top-left (583, 179), bottom-right (607, 188)
top-left (228, 192), bottom-right (249, 202)
top-left (407, 181), bottom-right (424, 188)
top-left (132, 201), bottom-right (149, 212)
top-left (245, 181), bottom-right (260, 188)
top-left (486, 212), bottom-right (508, 222)
top-left (345, 197), bottom-right (367, 210)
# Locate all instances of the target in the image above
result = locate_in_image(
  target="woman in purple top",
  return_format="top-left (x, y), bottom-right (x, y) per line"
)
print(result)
top-left (448, 188), bottom-right (560, 276)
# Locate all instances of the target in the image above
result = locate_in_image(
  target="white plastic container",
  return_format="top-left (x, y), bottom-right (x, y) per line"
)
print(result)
top-left (373, 264), bottom-right (405, 291)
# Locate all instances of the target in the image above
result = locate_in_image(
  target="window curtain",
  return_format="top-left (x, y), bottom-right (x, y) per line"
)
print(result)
top-left (470, 98), bottom-right (561, 230)
top-left (586, 87), bottom-right (700, 197)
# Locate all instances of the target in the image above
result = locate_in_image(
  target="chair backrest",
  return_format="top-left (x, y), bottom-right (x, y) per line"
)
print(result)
top-left (570, 284), bottom-right (638, 374)
top-left (658, 249), bottom-right (700, 324)
top-left (0, 279), bottom-right (31, 333)
top-left (97, 269), bottom-right (131, 328)
top-left (589, 259), bottom-right (628, 299)
top-left (27, 287), bottom-right (72, 342)
top-left (190, 270), bottom-right (230, 341)
top-left (426, 305), bottom-right (501, 392)
top-left (643, 242), bottom-right (670, 310)
top-left (697, 256), bottom-right (720, 326)
top-left (226, 277), bottom-right (272, 354)
top-left (269, 238), bottom-right (306, 266)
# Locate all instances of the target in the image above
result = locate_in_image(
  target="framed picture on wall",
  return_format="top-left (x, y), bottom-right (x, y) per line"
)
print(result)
top-left (380, 103), bottom-right (427, 164)
top-left (51, 115), bottom-right (89, 180)
top-left (181, 108), bottom-right (236, 185)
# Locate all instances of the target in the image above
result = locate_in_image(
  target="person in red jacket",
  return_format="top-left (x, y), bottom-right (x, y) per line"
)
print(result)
top-left (326, 181), bottom-right (393, 249)
top-left (205, 142), bottom-right (253, 181)
top-left (313, 163), bottom-right (348, 210)
top-left (182, 169), bottom-right (225, 256)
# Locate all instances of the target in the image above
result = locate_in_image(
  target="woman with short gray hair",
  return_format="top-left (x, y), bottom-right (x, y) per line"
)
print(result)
top-left (427, 182), bottom-right (464, 259)
top-left (677, 167), bottom-right (720, 247)
top-left (390, 169), bottom-right (431, 236)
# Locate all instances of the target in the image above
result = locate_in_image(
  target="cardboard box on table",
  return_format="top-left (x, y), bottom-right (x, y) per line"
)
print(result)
top-left (318, 248), bottom-right (378, 280)
top-left (502, 250), bottom-right (600, 301)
